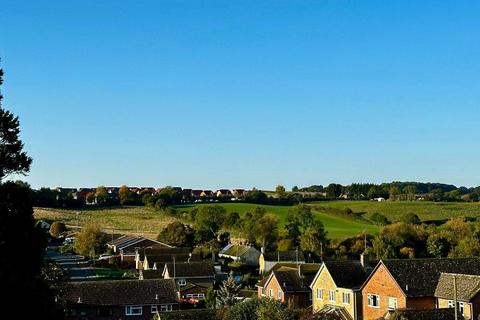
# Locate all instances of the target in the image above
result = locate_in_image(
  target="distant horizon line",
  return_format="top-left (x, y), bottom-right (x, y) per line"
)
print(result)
top-left (22, 180), bottom-right (480, 191)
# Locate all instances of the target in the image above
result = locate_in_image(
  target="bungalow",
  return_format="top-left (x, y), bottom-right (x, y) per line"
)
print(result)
top-left (259, 248), bottom-right (305, 275)
top-left (219, 244), bottom-right (261, 267)
top-left (65, 279), bottom-right (179, 320)
top-left (361, 258), bottom-right (480, 320)
top-left (310, 255), bottom-right (374, 320)
top-left (435, 273), bottom-right (480, 320)
top-left (107, 235), bottom-right (170, 257)
top-left (256, 263), bottom-right (321, 308)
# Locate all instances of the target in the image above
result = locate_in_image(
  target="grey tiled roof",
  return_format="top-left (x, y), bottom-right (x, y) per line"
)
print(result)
top-left (323, 260), bottom-right (374, 289)
top-left (381, 258), bottom-right (480, 297)
top-left (435, 272), bottom-right (480, 301)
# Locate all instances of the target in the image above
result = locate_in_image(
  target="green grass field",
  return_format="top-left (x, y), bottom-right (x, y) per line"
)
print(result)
top-left (174, 202), bottom-right (379, 239)
top-left (311, 200), bottom-right (480, 222)
top-left (34, 200), bottom-right (480, 240)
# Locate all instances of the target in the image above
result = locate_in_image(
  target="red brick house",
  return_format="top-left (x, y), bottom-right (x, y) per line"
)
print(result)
top-left (361, 258), bottom-right (480, 320)
top-left (66, 279), bottom-right (179, 320)
top-left (256, 263), bottom-right (320, 308)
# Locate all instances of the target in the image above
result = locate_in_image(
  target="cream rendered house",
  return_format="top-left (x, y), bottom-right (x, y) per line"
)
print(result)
top-left (310, 255), bottom-right (373, 320)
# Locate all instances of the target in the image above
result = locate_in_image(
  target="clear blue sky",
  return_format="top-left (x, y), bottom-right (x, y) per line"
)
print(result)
top-left (1, 0), bottom-right (479, 190)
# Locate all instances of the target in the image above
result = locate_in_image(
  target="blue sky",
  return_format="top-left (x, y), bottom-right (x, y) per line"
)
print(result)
top-left (1, 0), bottom-right (479, 189)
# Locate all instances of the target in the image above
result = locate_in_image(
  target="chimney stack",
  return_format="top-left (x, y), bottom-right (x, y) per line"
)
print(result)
top-left (360, 252), bottom-right (369, 268)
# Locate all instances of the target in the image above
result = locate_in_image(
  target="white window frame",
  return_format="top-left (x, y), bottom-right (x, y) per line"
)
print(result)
top-left (160, 304), bottom-right (172, 312)
top-left (458, 302), bottom-right (465, 315)
top-left (186, 293), bottom-right (205, 299)
top-left (125, 305), bottom-right (143, 316)
top-left (388, 297), bottom-right (397, 310)
top-left (269, 288), bottom-right (274, 298)
top-left (151, 305), bottom-right (158, 313)
top-left (317, 288), bottom-right (323, 300)
top-left (367, 294), bottom-right (380, 308)
top-left (329, 290), bottom-right (335, 302)
top-left (278, 289), bottom-right (283, 300)
top-left (342, 292), bottom-right (350, 305)
top-left (177, 278), bottom-right (187, 286)
top-left (448, 300), bottom-right (454, 308)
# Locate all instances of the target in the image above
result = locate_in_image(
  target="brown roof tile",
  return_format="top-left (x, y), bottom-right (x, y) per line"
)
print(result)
top-left (66, 279), bottom-right (178, 306)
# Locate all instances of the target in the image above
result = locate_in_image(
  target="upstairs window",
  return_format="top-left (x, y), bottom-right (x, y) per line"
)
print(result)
top-left (388, 297), bottom-right (397, 310)
top-left (329, 290), bottom-right (335, 302)
top-left (342, 292), bottom-right (351, 304)
top-left (316, 288), bottom-right (323, 300)
top-left (367, 294), bottom-right (380, 308)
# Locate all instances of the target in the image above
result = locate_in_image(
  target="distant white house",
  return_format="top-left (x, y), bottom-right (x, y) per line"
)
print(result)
top-left (219, 244), bottom-right (261, 267)
top-left (373, 197), bottom-right (386, 202)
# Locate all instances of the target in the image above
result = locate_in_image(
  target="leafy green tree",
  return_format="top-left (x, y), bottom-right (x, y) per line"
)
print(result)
top-left (205, 287), bottom-right (217, 310)
top-left (426, 234), bottom-right (451, 258)
top-left (74, 224), bottom-right (106, 257)
top-left (95, 186), bottom-right (108, 204)
top-left (218, 276), bottom-right (241, 307)
top-left (0, 68), bottom-right (63, 319)
top-left (49, 221), bottom-right (67, 238)
top-left (224, 298), bottom-right (260, 320)
top-left (401, 213), bottom-right (421, 225)
top-left (299, 220), bottom-right (328, 258)
top-left (275, 185), bottom-right (286, 198)
top-left (41, 262), bottom-right (69, 308)
top-left (389, 185), bottom-right (400, 200)
top-left (157, 221), bottom-right (195, 247)
top-left (372, 223), bottom-right (427, 259)
top-left (325, 183), bottom-right (343, 198)
top-left (450, 236), bottom-right (480, 257)
top-left (403, 185), bottom-right (417, 201)
top-left (291, 186), bottom-right (299, 192)
top-left (285, 204), bottom-right (314, 245)
top-left (370, 212), bottom-right (390, 226)
top-left (119, 185), bottom-right (135, 205)
top-left (256, 213), bottom-right (279, 249)
top-left (257, 299), bottom-right (295, 320)
top-left (195, 205), bottom-right (226, 243)
top-left (224, 211), bottom-right (240, 228)
top-left (244, 188), bottom-right (269, 204)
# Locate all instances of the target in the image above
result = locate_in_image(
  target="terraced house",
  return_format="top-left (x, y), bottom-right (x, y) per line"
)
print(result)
top-left (435, 273), bottom-right (480, 320)
top-left (310, 255), bottom-right (374, 320)
top-left (361, 258), bottom-right (480, 320)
